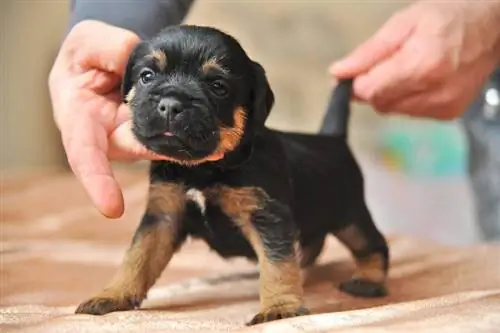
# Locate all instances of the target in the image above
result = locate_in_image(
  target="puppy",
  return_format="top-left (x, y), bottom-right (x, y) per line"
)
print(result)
top-left (75, 25), bottom-right (389, 325)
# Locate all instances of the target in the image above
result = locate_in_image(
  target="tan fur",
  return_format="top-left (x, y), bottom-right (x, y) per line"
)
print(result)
top-left (353, 253), bottom-right (386, 284)
top-left (335, 224), bottom-right (386, 284)
top-left (216, 107), bottom-right (246, 154)
top-left (151, 50), bottom-right (167, 71)
top-left (158, 107), bottom-right (247, 166)
top-left (125, 86), bottom-right (136, 104)
top-left (212, 186), bottom-right (304, 313)
top-left (202, 58), bottom-right (228, 74)
top-left (75, 183), bottom-right (185, 313)
top-left (147, 182), bottom-right (186, 215)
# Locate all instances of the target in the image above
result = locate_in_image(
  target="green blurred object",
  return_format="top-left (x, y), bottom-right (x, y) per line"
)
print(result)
top-left (378, 118), bottom-right (467, 178)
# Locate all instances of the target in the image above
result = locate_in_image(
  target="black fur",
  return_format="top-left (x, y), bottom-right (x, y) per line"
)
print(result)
top-left (119, 24), bottom-right (389, 319)
top-left (252, 200), bottom-right (298, 262)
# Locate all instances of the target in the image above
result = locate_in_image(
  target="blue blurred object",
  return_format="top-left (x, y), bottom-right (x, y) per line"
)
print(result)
top-left (378, 118), bottom-right (467, 178)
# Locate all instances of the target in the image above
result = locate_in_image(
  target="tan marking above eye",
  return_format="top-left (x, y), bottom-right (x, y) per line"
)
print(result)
top-left (150, 50), bottom-right (167, 70)
top-left (202, 58), bottom-right (229, 74)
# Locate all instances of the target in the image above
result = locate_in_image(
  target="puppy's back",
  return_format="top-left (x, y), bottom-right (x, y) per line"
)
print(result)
top-left (269, 79), bottom-right (363, 236)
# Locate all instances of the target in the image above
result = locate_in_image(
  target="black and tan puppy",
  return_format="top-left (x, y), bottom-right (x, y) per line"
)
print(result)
top-left (75, 25), bottom-right (389, 325)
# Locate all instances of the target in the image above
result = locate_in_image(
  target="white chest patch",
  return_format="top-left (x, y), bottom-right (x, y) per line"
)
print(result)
top-left (186, 188), bottom-right (206, 214)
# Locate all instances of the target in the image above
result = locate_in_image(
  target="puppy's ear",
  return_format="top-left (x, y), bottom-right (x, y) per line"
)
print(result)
top-left (251, 61), bottom-right (275, 130)
top-left (121, 41), bottom-right (150, 103)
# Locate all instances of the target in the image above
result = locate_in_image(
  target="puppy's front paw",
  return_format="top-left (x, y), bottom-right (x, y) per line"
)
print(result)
top-left (247, 305), bottom-right (309, 326)
top-left (75, 295), bottom-right (142, 315)
top-left (339, 278), bottom-right (387, 298)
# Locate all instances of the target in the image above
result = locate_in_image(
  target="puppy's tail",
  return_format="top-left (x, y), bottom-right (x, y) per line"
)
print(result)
top-left (318, 78), bottom-right (354, 138)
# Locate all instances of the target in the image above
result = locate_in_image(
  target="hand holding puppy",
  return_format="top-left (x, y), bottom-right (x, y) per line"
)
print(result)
top-left (48, 20), bottom-right (164, 218)
top-left (330, 0), bottom-right (500, 120)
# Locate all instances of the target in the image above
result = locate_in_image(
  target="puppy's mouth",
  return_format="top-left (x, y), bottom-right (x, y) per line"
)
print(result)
top-left (143, 132), bottom-right (183, 148)
top-left (133, 117), bottom-right (220, 162)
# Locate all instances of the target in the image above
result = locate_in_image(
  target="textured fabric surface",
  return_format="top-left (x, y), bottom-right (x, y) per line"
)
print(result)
top-left (1, 169), bottom-right (499, 332)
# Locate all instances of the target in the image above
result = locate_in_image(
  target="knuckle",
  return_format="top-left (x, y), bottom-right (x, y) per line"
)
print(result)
top-left (61, 20), bottom-right (102, 66)
top-left (122, 31), bottom-right (140, 47)
top-left (69, 20), bottom-right (101, 38)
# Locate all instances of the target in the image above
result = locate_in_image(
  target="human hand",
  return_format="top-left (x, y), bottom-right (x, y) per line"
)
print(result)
top-left (329, 0), bottom-right (500, 120)
top-left (48, 20), bottom-right (165, 218)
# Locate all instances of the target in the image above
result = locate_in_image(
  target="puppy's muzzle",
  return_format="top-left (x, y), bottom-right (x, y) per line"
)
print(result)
top-left (157, 97), bottom-right (183, 120)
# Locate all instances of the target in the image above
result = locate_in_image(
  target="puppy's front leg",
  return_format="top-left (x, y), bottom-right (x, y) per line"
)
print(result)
top-left (76, 182), bottom-right (186, 315)
top-left (215, 187), bottom-right (308, 325)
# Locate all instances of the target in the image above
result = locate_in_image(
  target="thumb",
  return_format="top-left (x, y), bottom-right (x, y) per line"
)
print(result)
top-left (329, 9), bottom-right (415, 78)
top-left (109, 120), bottom-right (173, 161)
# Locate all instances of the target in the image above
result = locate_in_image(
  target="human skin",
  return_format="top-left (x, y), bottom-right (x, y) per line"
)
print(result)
top-left (48, 21), bottom-right (169, 218)
top-left (330, 0), bottom-right (500, 120)
top-left (50, 0), bottom-right (193, 219)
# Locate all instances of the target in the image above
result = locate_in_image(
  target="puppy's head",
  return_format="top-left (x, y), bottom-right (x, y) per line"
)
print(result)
top-left (122, 25), bottom-right (274, 165)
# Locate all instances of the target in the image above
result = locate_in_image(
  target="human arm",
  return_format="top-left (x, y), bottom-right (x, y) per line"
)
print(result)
top-left (68, 0), bottom-right (195, 39)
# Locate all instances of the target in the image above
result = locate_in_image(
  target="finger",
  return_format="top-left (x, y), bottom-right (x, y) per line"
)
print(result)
top-left (352, 39), bottom-right (431, 105)
top-left (379, 86), bottom-right (461, 120)
top-left (108, 120), bottom-right (171, 161)
top-left (62, 114), bottom-right (125, 218)
top-left (329, 10), bottom-right (415, 78)
top-left (113, 102), bottom-right (133, 128)
top-left (68, 20), bottom-right (140, 76)
top-left (108, 104), bottom-right (159, 161)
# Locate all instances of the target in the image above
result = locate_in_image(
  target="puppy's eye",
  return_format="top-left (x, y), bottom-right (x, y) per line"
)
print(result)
top-left (210, 80), bottom-right (229, 97)
top-left (139, 68), bottom-right (156, 84)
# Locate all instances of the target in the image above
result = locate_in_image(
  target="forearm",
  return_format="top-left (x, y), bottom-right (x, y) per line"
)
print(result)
top-left (69, 0), bottom-right (195, 39)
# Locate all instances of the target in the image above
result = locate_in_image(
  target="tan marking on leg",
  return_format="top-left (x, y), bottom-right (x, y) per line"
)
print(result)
top-left (147, 182), bottom-right (185, 215)
top-left (353, 253), bottom-right (386, 284)
top-left (211, 186), bottom-right (305, 323)
top-left (335, 224), bottom-right (386, 283)
top-left (76, 183), bottom-right (185, 315)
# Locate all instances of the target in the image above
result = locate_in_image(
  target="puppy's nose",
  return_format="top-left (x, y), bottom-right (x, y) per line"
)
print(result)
top-left (157, 98), bottom-right (183, 117)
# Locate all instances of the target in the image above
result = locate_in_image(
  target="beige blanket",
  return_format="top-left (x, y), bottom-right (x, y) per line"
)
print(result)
top-left (1, 168), bottom-right (499, 332)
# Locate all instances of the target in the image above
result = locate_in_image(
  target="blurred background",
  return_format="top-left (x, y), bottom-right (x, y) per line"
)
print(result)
top-left (0, 0), bottom-right (478, 244)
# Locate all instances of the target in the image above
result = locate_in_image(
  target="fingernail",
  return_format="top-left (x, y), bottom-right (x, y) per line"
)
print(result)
top-left (328, 61), bottom-right (344, 75)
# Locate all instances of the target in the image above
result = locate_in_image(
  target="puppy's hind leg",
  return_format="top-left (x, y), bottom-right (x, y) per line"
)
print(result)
top-left (333, 203), bottom-right (389, 298)
top-left (299, 236), bottom-right (326, 268)
top-left (75, 183), bottom-right (187, 315)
